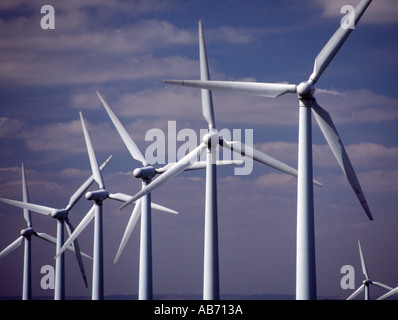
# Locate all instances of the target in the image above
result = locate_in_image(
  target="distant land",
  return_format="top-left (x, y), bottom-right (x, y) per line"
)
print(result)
top-left (0, 293), bottom-right (361, 300)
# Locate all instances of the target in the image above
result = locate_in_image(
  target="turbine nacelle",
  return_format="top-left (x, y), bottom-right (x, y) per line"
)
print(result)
top-left (50, 209), bottom-right (69, 220)
top-left (20, 227), bottom-right (35, 238)
top-left (85, 190), bottom-right (109, 203)
top-left (133, 166), bottom-right (157, 181)
top-left (363, 279), bottom-right (372, 286)
top-left (203, 131), bottom-right (220, 150)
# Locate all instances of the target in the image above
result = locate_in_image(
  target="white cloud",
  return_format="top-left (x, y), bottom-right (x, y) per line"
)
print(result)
top-left (312, 89), bottom-right (398, 124)
top-left (254, 172), bottom-right (297, 189)
top-left (360, 169), bottom-right (398, 192)
top-left (0, 118), bottom-right (25, 138)
top-left (308, 0), bottom-right (398, 25)
top-left (256, 141), bottom-right (398, 171)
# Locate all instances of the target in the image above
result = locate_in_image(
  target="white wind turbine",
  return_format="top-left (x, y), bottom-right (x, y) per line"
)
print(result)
top-left (0, 156), bottom-right (108, 299)
top-left (97, 91), bottom-right (178, 300)
top-left (121, 20), bottom-right (318, 300)
top-left (55, 112), bottom-right (177, 300)
top-left (164, 0), bottom-right (374, 300)
top-left (0, 163), bottom-right (87, 300)
top-left (97, 90), bottom-right (243, 300)
top-left (347, 241), bottom-right (392, 300)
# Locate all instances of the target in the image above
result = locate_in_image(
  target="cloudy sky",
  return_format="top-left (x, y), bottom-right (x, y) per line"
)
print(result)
top-left (0, 0), bottom-right (398, 299)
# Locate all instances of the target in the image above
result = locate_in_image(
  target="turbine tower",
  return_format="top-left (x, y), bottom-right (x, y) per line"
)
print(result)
top-left (0, 163), bottom-right (86, 300)
top-left (164, 0), bottom-right (374, 300)
top-left (347, 240), bottom-right (392, 300)
top-left (122, 21), bottom-right (319, 300)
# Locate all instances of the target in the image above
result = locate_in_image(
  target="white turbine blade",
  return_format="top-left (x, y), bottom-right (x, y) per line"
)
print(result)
top-left (55, 204), bottom-right (96, 259)
top-left (97, 91), bottom-right (148, 166)
top-left (309, 0), bottom-right (372, 83)
top-left (312, 101), bottom-right (373, 220)
top-left (114, 199), bottom-right (142, 264)
top-left (220, 139), bottom-right (322, 184)
top-left (358, 240), bottom-right (369, 279)
top-left (34, 232), bottom-right (57, 246)
top-left (347, 284), bottom-right (365, 300)
top-left (157, 160), bottom-right (243, 173)
top-left (79, 111), bottom-right (105, 190)
top-left (150, 203), bottom-right (178, 215)
top-left (21, 163), bottom-right (32, 227)
top-left (66, 155), bottom-right (113, 211)
top-left (64, 220), bottom-right (92, 259)
top-left (185, 160), bottom-right (244, 171)
top-left (372, 282), bottom-right (393, 291)
top-left (377, 287), bottom-right (398, 300)
top-left (108, 192), bottom-right (134, 203)
top-left (0, 236), bottom-right (23, 259)
top-left (199, 20), bottom-right (216, 130)
top-left (109, 193), bottom-right (178, 214)
top-left (65, 219), bottom-right (90, 288)
top-left (121, 143), bottom-right (207, 209)
top-left (0, 198), bottom-right (54, 216)
top-left (165, 80), bottom-right (297, 99)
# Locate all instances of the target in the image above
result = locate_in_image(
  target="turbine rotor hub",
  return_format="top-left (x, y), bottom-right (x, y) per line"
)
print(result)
top-left (133, 166), bottom-right (157, 180)
top-left (297, 81), bottom-right (315, 98)
top-left (363, 279), bottom-right (372, 286)
top-left (21, 227), bottom-right (35, 238)
top-left (203, 131), bottom-right (219, 149)
top-left (51, 209), bottom-right (68, 220)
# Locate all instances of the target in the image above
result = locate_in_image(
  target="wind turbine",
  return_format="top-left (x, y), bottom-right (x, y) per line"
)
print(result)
top-left (0, 163), bottom-right (84, 300)
top-left (122, 20), bottom-right (317, 300)
top-left (96, 91), bottom-right (177, 300)
top-left (55, 112), bottom-right (177, 300)
top-left (96, 91), bottom-right (243, 300)
top-left (0, 158), bottom-right (109, 299)
top-left (347, 240), bottom-right (392, 300)
top-left (164, 0), bottom-right (374, 300)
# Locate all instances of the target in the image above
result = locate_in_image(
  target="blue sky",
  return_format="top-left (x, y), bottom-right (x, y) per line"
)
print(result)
top-left (0, 0), bottom-right (398, 299)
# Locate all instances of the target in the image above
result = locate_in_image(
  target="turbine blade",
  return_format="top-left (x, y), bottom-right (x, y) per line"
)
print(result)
top-left (79, 111), bottom-right (105, 189)
top-left (34, 232), bottom-right (57, 246)
top-left (55, 204), bottom-right (96, 259)
top-left (358, 240), bottom-right (369, 278)
top-left (377, 287), bottom-right (398, 300)
top-left (0, 236), bottom-right (24, 259)
top-left (164, 80), bottom-right (297, 98)
top-left (66, 155), bottom-right (113, 211)
top-left (21, 163), bottom-right (32, 227)
top-left (199, 20), bottom-right (216, 130)
top-left (220, 139), bottom-right (326, 185)
top-left (346, 284), bottom-right (365, 300)
top-left (150, 202), bottom-right (179, 215)
top-left (109, 193), bottom-right (178, 214)
top-left (184, 160), bottom-right (244, 171)
top-left (312, 101), bottom-right (373, 220)
top-left (97, 91), bottom-right (148, 166)
top-left (309, 0), bottom-right (372, 83)
top-left (114, 200), bottom-right (142, 264)
top-left (65, 219), bottom-right (89, 288)
top-left (0, 198), bottom-right (54, 216)
top-left (108, 192), bottom-right (134, 203)
top-left (372, 282), bottom-right (393, 291)
top-left (121, 143), bottom-right (207, 209)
